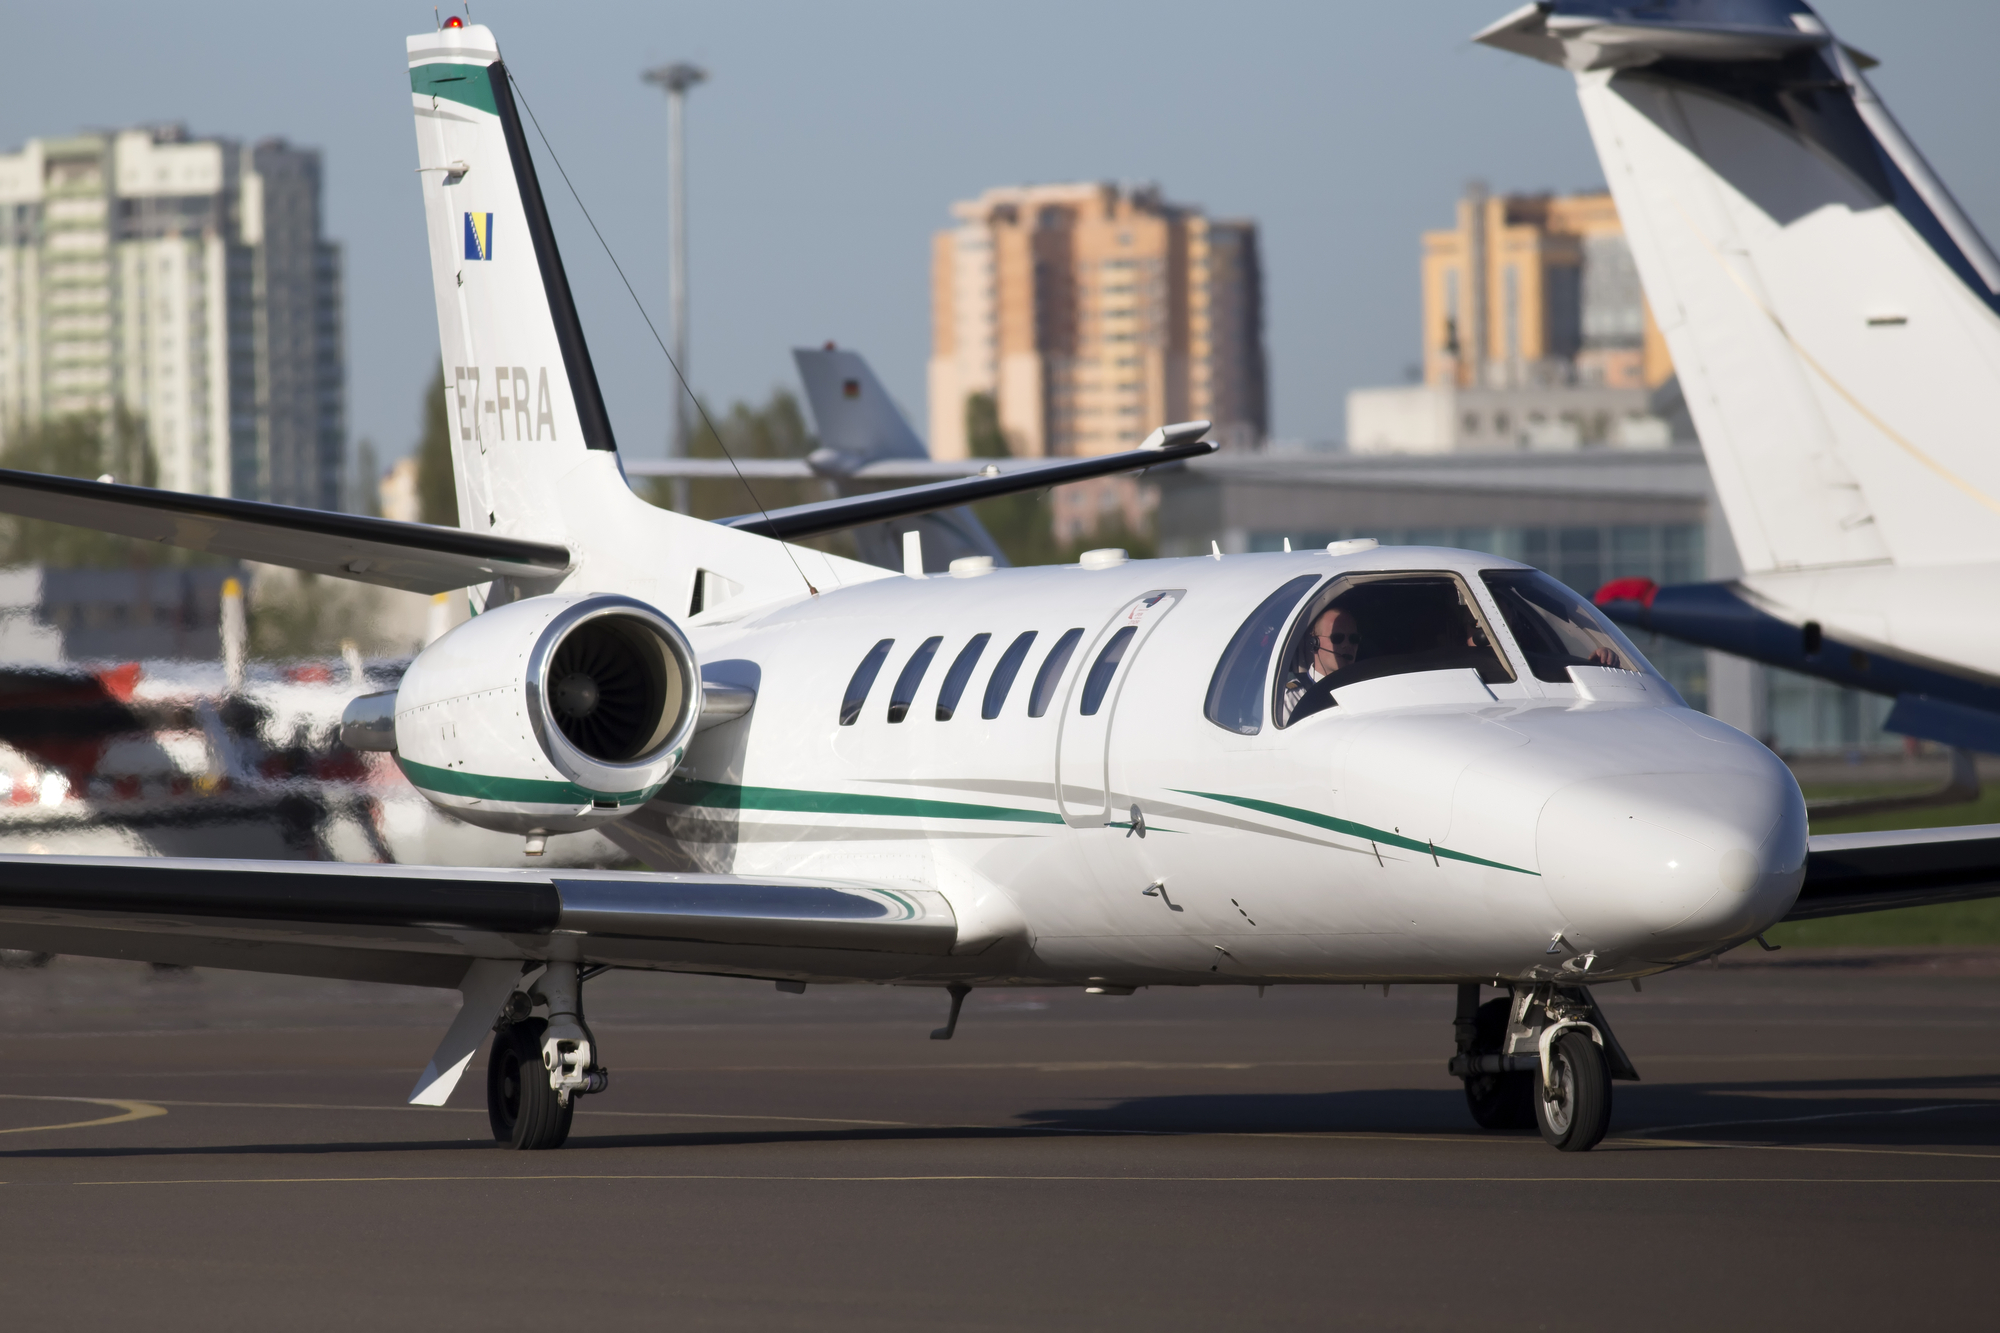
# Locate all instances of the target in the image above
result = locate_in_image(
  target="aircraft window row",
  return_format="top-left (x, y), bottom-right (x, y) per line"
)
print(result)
top-left (983, 631), bottom-right (1038, 720)
top-left (934, 633), bottom-right (990, 722)
top-left (1480, 568), bottom-right (1656, 684)
top-left (841, 626), bottom-right (1106, 725)
top-left (1277, 572), bottom-right (1514, 727)
top-left (1027, 629), bottom-right (1085, 718)
top-left (886, 636), bottom-right (943, 723)
top-left (840, 639), bottom-right (896, 726)
top-left (1079, 626), bottom-right (1137, 716)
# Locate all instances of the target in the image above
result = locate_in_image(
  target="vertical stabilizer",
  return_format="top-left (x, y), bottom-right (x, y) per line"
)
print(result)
top-left (792, 346), bottom-right (1007, 571)
top-left (408, 24), bottom-right (617, 543)
top-left (1478, 1), bottom-right (2000, 576)
top-left (406, 26), bottom-right (890, 613)
top-left (793, 347), bottom-right (929, 472)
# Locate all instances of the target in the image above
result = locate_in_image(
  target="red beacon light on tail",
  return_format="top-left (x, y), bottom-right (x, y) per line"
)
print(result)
top-left (444, 15), bottom-right (465, 29)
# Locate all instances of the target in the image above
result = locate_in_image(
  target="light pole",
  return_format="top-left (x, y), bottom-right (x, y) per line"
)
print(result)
top-left (643, 61), bottom-right (706, 511)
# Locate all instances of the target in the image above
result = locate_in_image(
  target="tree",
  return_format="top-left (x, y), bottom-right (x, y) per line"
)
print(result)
top-left (414, 368), bottom-right (456, 526)
top-left (0, 409), bottom-right (171, 568)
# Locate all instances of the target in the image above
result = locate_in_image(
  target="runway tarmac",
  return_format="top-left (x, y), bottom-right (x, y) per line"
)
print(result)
top-left (1, 951), bottom-right (1996, 1330)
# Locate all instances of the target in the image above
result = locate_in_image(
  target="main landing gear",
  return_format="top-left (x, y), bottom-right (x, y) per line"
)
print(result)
top-left (1449, 982), bottom-right (1637, 1152)
top-left (487, 961), bottom-right (609, 1151)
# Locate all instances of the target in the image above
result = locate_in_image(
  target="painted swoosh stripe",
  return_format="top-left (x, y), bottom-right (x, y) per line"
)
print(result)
top-left (397, 757), bottom-right (659, 806)
top-left (663, 779), bottom-right (1064, 826)
top-left (1173, 790), bottom-right (1538, 876)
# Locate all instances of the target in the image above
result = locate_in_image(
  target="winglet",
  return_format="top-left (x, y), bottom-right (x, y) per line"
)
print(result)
top-left (1140, 420), bottom-right (1211, 452)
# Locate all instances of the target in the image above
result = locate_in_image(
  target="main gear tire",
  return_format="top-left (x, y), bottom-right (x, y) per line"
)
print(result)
top-left (1462, 997), bottom-right (1534, 1130)
top-left (486, 1018), bottom-right (573, 1151)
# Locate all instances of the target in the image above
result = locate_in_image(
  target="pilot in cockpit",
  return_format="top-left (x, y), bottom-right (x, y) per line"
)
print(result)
top-left (1280, 605), bottom-right (1360, 723)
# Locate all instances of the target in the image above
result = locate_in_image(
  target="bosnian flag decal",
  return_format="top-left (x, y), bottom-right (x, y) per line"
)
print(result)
top-left (463, 212), bottom-right (494, 261)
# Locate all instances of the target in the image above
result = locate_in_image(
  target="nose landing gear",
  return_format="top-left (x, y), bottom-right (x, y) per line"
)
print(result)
top-left (1450, 982), bottom-right (1636, 1151)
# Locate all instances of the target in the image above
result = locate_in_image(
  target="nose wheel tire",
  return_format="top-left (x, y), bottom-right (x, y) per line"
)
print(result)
top-left (1534, 1029), bottom-right (1612, 1152)
top-left (1462, 997), bottom-right (1535, 1130)
top-left (487, 1018), bottom-right (573, 1151)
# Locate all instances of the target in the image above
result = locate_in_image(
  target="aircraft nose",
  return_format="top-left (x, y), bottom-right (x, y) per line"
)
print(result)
top-left (1535, 770), bottom-right (1807, 957)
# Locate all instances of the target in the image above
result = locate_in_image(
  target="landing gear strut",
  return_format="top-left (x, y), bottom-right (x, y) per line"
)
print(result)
top-left (1449, 982), bottom-right (1637, 1152)
top-left (487, 961), bottom-right (608, 1151)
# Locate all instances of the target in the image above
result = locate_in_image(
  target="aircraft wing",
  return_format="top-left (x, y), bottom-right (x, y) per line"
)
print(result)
top-left (0, 467), bottom-right (571, 594)
top-left (1789, 825), bottom-right (2000, 920)
top-left (620, 457), bottom-right (1056, 482)
top-left (721, 425), bottom-right (1216, 541)
top-left (0, 855), bottom-right (959, 986)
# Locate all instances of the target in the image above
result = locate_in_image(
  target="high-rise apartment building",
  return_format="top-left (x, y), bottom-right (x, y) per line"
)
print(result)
top-left (1348, 184), bottom-right (1681, 454)
top-left (929, 182), bottom-right (1265, 541)
top-left (1421, 183), bottom-right (1670, 392)
top-left (0, 126), bottom-right (343, 509)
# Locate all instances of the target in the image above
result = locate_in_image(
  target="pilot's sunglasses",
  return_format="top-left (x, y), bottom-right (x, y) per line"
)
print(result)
top-left (1316, 632), bottom-right (1360, 646)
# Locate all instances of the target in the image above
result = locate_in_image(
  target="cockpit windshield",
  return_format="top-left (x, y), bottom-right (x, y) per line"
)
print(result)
top-left (1480, 568), bottom-right (1659, 684)
top-left (1276, 572), bottom-right (1514, 727)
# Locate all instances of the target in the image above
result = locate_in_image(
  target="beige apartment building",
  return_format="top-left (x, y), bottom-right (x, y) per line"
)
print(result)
top-left (928, 182), bottom-right (1265, 541)
top-left (1421, 183), bottom-right (1671, 393)
top-left (1348, 184), bottom-right (1682, 455)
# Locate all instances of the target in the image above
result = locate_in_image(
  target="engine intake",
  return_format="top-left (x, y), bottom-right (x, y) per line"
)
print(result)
top-left (385, 592), bottom-right (699, 835)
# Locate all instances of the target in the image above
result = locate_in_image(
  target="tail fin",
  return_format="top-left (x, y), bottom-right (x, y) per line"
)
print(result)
top-left (793, 346), bottom-right (929, 474)
top-left (408, 24), bottom-right (617, 542)
top-left (1479, 2), bottom-right (2000, 575)
top-left (791, 346), bottom-right (1007, 571)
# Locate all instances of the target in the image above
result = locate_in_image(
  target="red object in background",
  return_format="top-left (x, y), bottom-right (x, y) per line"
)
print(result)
top-left (286, 664), bottom-right (335, 685)
top-left (93, 662), bottom-right (142, 702)
top-left (1594, 577), bottom-right (1660, 609)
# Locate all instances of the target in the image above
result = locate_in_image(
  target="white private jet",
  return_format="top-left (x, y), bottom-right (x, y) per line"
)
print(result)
top-left (0, 18), bottom-right (1988, 1155)
top-left (1477, 1), bottom-right (2000, 754)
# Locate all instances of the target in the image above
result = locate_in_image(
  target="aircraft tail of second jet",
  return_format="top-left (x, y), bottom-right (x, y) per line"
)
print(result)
top-left (1479, 1), bottom-right (2000, 578)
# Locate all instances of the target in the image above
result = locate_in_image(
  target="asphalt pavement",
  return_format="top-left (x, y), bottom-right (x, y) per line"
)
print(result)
top-left (0, 950), bottom-right (1995, 1330)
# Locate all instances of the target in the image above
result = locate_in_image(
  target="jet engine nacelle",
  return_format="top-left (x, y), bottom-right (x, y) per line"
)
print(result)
top-left (379, 592), bottom-right (699, 835)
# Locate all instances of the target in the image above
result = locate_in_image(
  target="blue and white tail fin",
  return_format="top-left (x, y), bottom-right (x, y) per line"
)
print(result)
top-left (408, 23), bottom-right (618, 544)
top-left (407, 24), bottom-right (886, 610)
top-left (1478, 1), bottom-right (2000, 577)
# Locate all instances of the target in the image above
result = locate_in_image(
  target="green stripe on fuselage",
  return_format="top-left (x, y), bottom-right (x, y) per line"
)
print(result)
top-left (396, 756), bottom-right (658, 807)
top-left (1174, 790), bottom-right (1538, 876)
top-left (411, 63), bottom-right (497, 115)
top-left (661, 778), bottom-right (1064, 826)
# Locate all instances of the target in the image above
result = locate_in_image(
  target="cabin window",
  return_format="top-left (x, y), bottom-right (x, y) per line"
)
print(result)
top-left (1078, 626), bottom-right (1137, 716)
top-left (887, 636), bottom-right (943, 723)
top-left (982, 631), bottom-right (1038, 719)
top-left (839, 638), bottom-right (894, 725)
top-left (1481, 568), bottom-right (1659, 684)
top-left (1028, 628), bottom-right (1086, 718)
top-left (1276, 572), bottom-right (1514, 727)
top-left (936, 633), bottom-right (990, 721)
top-left (1204, 574), bottom-right (1319, 735)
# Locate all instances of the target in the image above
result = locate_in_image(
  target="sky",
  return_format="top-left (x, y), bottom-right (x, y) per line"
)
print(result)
top-left (4, 1), bottom-right (1997, 469)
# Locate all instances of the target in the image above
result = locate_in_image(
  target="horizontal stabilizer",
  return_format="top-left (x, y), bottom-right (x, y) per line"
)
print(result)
top-left (1794, 825), bottom-right (2000, 920)
top-left (0, 467), bottom-right (572, 594)
top-left (722, 424), bottom-right (1215, 541)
